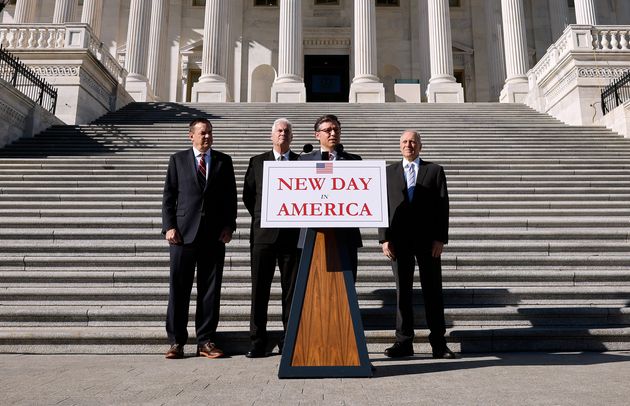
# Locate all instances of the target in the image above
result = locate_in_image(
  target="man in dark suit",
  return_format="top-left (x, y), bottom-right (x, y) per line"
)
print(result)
top-left (242, 118), bottom-right (300, 358)
top-left (162, 118), bottom-right (237, 359)
top-left (378, 130), bottom-right (456, 359)
top-left (299, 114), bottom-right (363, 279)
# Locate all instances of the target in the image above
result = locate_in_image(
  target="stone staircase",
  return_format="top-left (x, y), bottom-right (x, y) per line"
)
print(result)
top-left (1, 102), bottom-right (629, 354)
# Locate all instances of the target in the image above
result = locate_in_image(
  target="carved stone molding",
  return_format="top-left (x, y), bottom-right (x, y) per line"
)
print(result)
top-left (0, 99), bottom-right (27, 128)
top-left (577, 67), bottom-right (630, 79)
top-left (31, 65), bottom-right (80, 77)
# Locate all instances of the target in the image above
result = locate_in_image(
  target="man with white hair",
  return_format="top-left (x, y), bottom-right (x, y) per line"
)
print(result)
top-left (242, 118), bottom-right (300, 358)
top-left (378, 130), bottom-right (456, 359)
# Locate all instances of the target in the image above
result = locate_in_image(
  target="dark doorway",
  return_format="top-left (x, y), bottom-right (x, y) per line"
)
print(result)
top-left (304, 55), bottom-right (350, 102)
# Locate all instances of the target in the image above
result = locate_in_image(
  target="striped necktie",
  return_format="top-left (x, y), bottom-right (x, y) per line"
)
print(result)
top-left (406, 163), bottom-right (415, 201)
top-left (197, 153), bottom-right (207, 188)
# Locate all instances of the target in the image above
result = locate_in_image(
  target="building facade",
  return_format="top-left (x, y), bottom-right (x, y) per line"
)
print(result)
top-left (2, 0), bottom-right (630, 106)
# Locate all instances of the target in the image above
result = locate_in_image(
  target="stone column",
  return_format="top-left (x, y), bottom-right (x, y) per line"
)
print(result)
top-left (52, 0), bottom-right (77, 24)
top-left (124, 0), bottom-right (155, 101)
top-left (485, 0), bottom-right (506, 101)
top-left (349, 0), bottom-right (384, 103)
top-left (575, 0), bottom-right (597, 25)
top-left (418, 0), bottom-right (431, 101)
top-left (14, 0), bottom-right (37, 23)
top-left (191, 0), bottom-right (229, 102)
top-left (548, 0), bottom-right (569, 40)
top-left (271, 0), bottom-right (306, 102)
top-left (147, 0), bottom-right (168, 100)
top-left (80, 0), bottom-right (103, 38)
top-left (426, 0), bottom-right (464, 103)
top-left (499, 0), bottom-right (529, 103)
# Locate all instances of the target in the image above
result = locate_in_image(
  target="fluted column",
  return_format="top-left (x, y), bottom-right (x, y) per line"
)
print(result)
top-left (124, 0), bottom-right (155, 101)
top-left (200, 0), bottom-right (227, 81)
top-left (52, 0), bottom-right (76, 24)
top-left (14, 0), bottom-right (37, 23)
top-left (271, 0), bottom-right (306, 102)
top-left (192, 0), bottom-right (229, 102)
top-left (426, 0), bottom-right (463, 103)
top-left (147, 0), bottom-right (168, 100)
top-left (575, 0), bottom-right (597, 25)
top-left (418, 0), bottom-right (431, 100)
top-left (80, 0), bottom-right (103, 37)
top-left (349, 0), bottom-right (384, 103)
top-left (500, 0), bottom-right (529, 103)
top-left (485, 0), bottom-right (506, 101)
top-left (548, 0), bottom-right (569, 40)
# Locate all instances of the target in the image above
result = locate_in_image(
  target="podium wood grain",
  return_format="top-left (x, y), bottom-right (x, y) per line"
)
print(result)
top-left (291, 230), bottom-right (360, 366)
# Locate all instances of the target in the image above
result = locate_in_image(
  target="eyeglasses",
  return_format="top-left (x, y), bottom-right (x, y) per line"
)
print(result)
top-left (317, 127), bottom-right (340, 134)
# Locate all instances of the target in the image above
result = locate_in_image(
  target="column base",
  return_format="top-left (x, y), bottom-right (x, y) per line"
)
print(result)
top-left (191, 81), bottom-right (229, 102)
top-left (500, 81), bottom-right (529, 103)
top-left (426, 81), bottom-right (464, 103)
top-left (349, 82), bottom-right (385, 103)
top-left (125, 75), bottom-right (156, 102)
top-left (271, 82), bottom-right (306, 103)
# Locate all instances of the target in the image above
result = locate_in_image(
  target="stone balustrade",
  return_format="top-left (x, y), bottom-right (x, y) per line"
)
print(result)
top-left (529, 25), bottom-right (630, 85)
top-left (0, 23), bottom-right (126, 85)
top-left (526, 24), bottom-right (630, 127)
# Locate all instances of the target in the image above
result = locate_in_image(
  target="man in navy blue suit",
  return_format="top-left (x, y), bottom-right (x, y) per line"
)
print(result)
top-left (378, 130), bottom-right (456, 359)
top-left (162, 118), bottom-right (237, 359)
top-left (299, 114), bottom-right (362, 279)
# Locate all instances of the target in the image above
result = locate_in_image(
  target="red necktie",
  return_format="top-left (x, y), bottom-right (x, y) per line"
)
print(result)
top-left (198, 153), bottom-right (207, 188)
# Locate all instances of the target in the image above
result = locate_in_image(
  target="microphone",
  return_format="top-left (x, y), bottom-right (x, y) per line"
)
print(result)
top-left (334, 143), bottom-right (344, 154)
top-left (297, 143), bottom-right (313, 158)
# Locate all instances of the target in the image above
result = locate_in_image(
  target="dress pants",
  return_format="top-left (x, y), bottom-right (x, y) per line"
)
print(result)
top-left (249, 240), bottom-right (299, 349)
top-left (391, 244), bottom-right (447, 351)
top-left (166, 221), bottom-right (225, 346)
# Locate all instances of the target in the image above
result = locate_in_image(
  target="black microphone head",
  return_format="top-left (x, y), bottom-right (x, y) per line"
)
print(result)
top-left (303, 143), bottom-right (313, 153)
top-left (334, 143), bottom-right (344, 153)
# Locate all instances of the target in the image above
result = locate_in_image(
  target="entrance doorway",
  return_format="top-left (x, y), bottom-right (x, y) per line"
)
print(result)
top-left (304, 55), bottom-right (349, 102)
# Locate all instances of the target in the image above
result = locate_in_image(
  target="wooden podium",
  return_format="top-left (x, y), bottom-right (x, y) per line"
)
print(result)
top-left (278, 228), bottom-right (372, 378)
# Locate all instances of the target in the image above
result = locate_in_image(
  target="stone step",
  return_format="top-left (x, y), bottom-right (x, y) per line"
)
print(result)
top-left (0, 239), bottom-right (628, 256)
top-left (0, 285), bottom-right (628, 305)
top-left (0, 305), bottom-right (627, 327)
top-left (0, 326), bottom-right (628, 354)
top-left (1, 269), bottom-right (629, 285)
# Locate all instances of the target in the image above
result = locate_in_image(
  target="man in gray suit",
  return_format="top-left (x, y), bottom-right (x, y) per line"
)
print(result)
top-left (300, 114), bottom-right (362, 279)
top-left (162, 118), bottom-right (237, 359)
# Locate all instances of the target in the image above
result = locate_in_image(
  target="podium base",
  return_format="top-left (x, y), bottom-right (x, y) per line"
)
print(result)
top-left (278, 228), bottom-right (372, 378)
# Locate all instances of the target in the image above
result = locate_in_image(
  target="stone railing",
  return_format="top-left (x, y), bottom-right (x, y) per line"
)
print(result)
top-left (529, 25), bottom-right (630, 85)
top-left (526, 24), bottom-right (630, 127)
top-left (0, 23), bottom-right (127, 85)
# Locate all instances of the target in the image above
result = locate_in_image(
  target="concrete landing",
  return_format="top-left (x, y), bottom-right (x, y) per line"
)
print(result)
top-left (1, 352), bottom-right (629, 405)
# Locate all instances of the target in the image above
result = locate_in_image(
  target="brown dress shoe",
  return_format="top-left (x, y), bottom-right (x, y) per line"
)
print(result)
top-left (165, 344), bottom-right (184, 359)
top-left (197, 342), bottom-right (224, 359)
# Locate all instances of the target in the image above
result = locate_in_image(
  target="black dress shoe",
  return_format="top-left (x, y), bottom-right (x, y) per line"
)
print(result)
top-left (384, 342), bottom-right (414, 358)
top-left (432, 347), bottom-right (458, 359)
top-left (245, 347), bottom-right (267, 358)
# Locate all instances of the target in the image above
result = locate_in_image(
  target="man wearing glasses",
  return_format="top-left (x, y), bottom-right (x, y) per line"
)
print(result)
top-left (300, 114), bottom-right (363, 279)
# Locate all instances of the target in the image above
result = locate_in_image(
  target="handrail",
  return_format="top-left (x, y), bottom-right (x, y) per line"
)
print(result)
top-left (601, 70), bottom-right (630, 115)
top-left (0, 44), bottom-right (58, 113)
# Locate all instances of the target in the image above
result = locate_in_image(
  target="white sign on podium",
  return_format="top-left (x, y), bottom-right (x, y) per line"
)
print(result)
top-left (260, 160), bottom-right (388, 228)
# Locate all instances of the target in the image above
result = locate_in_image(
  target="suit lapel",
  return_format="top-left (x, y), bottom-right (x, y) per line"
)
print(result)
top-left (206, 149), bottom-right (221, 187)
top-left (390, 162), bottom-right (407, 200)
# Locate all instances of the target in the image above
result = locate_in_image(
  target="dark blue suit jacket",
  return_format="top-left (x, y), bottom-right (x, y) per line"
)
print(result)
top-left (162, 148), bottom-right (237, 244)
